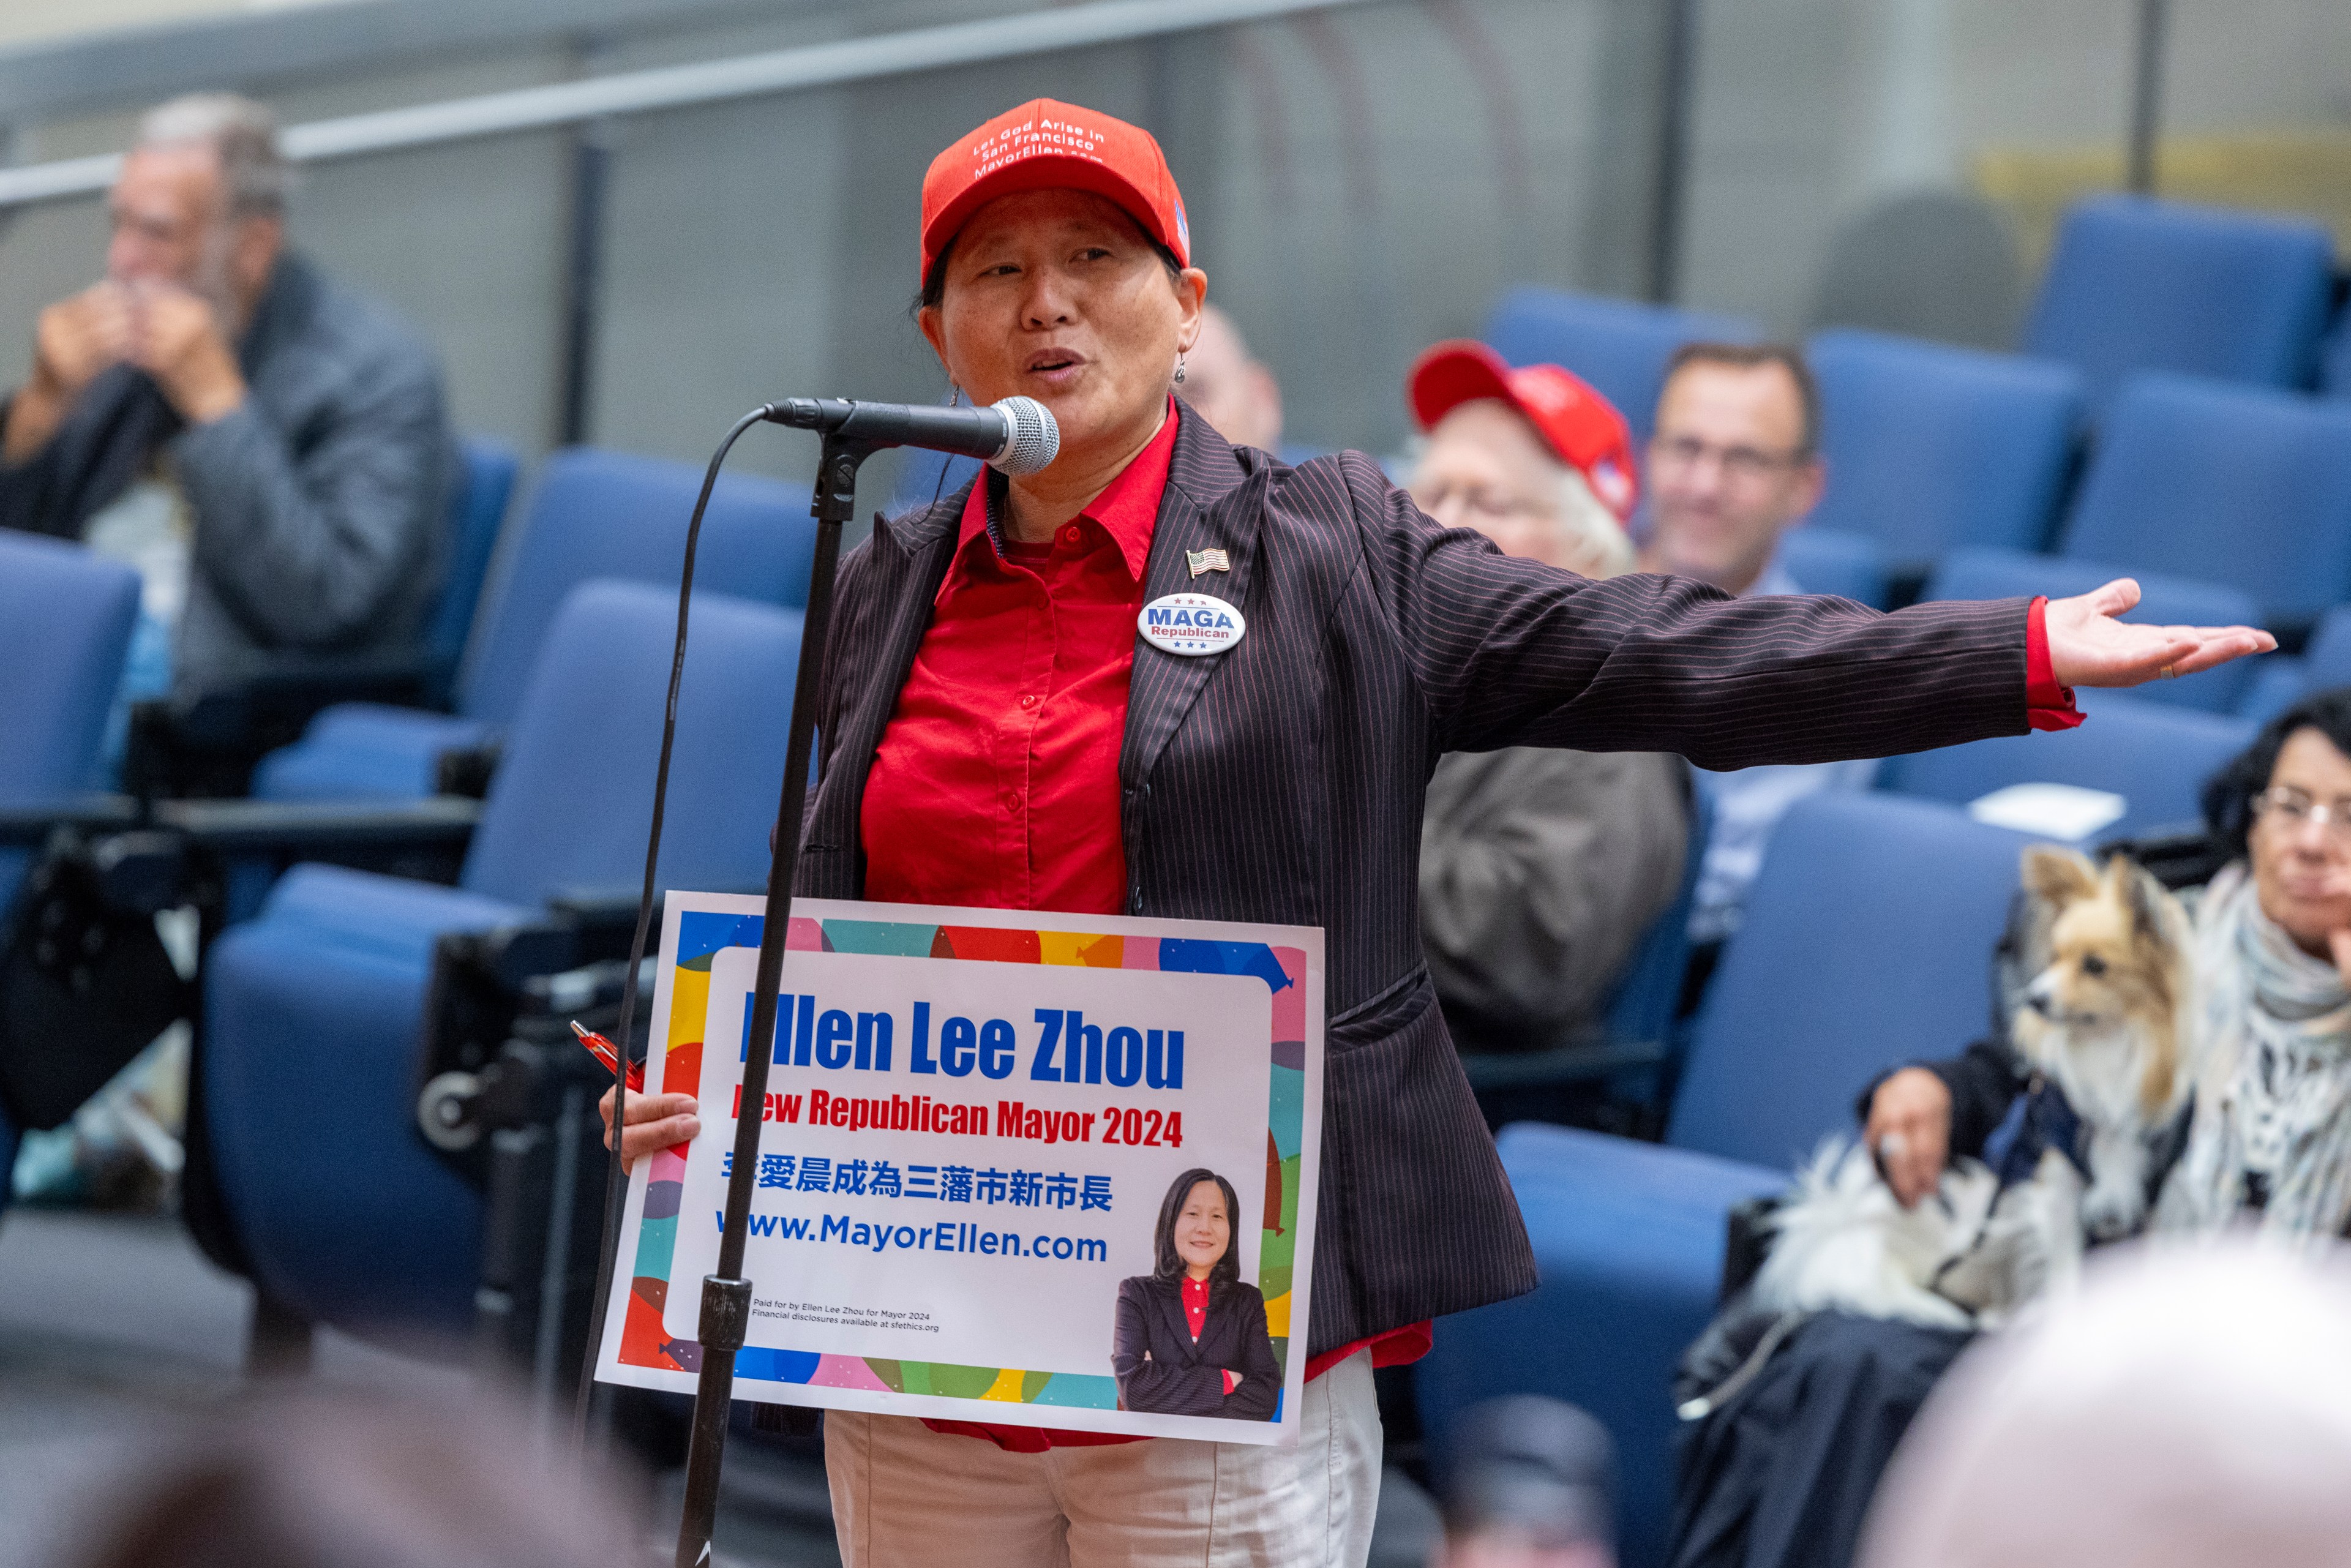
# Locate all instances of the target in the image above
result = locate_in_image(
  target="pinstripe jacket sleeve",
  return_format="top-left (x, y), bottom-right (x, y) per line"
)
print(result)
top-left (800, 405), bottom-right (2039, 1357)
top-left (1330, 451), bottom-right (2029, 770)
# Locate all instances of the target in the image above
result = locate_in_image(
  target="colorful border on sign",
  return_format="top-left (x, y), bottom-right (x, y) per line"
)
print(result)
top-left (614, 912), bottom-right (1308, 1417)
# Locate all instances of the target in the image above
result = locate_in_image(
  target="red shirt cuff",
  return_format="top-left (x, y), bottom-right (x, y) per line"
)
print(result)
top-left (2025, 596), bottom-right (2084, 732)
top-left (1222, 1369), bottom-right (1238, 1396)
top-left (1304, 1320), bottom-right (1434, 1382)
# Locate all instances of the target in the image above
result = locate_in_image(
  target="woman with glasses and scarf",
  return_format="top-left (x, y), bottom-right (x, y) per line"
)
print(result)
top-left (1674, 687), bottom-right (2351, 1568)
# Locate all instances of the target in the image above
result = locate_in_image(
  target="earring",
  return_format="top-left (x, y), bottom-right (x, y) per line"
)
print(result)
top-left (948, 382), bottom-right (964, 406)
top-left (1174, 354), bottom-right (1187, 384)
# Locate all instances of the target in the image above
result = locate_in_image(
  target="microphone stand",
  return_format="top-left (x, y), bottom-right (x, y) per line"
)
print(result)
top-left (670, 430), bottom-right (874, 1568)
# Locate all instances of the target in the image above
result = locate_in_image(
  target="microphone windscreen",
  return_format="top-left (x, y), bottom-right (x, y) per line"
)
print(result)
top-left (990, 397), bottom-right (1059, 476)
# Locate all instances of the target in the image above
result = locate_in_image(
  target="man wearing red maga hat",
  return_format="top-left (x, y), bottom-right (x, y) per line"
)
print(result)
top-left (1407, 339), bottom-right (1641, 576)
top-left (605, 96), bottom-right (2271, 1567)
top-left (1404, 343), bottom-right (1689, 1057)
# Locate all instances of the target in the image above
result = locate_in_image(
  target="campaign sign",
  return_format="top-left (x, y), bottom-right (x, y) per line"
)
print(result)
top-left (595, 895), bottom-right (1325, 1446)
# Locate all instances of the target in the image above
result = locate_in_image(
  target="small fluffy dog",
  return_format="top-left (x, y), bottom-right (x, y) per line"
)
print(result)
top-left (1753, 846), bottom-right (2195, 1329)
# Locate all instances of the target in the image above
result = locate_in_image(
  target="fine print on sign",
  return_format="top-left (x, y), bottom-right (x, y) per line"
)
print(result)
top-left (596, 895), bottom-right (1325, 1446)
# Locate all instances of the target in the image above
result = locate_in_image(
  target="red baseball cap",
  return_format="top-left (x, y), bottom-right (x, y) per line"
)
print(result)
top-left (1408, 339), bottom-right (1639, 520)
top-left (921, 99), bottom-right (1191, 285)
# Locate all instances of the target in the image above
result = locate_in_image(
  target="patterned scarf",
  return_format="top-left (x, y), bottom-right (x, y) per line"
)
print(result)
top-left (2157, 865), bottom-right (2351, 1240)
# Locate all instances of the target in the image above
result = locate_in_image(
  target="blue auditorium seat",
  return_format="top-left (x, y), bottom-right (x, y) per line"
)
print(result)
top-left (1772, 527), bottom-right (1893, 609)
top-left (0, 533), bottom-right (140, 913)
top-left (1805, 328), bottom-right (2085, 569)
top-left (1483, 288), bottom-right (1759, 440)
top-left (1923, 547), bottom-right (2265, 715)
top-left (2056, 374), bottom-right (2351, 628)
top-left (1419, 792), bottom-right (2032, 1568)
top-left (253, 448), bottom-right (814, 801)
top-left (0, 533), bottom-right (137, 1220)
top-left (1878, 694), bottom-right (2253, 842)
top-left (1602, 784), bottom-right (1709, 1056)
top-left (2322, 309), bottom-right (2351, 400)
top-left (2239, 656), bottom-right (2313, 726)
top-left (422, 438), bottom-right (521, 683)
top-left (2022, 196), bottom-right (2335, 412)
top-left (203, 579), bottom-right (806, 1337)
top-left (2235, 606), bottom-right (2351, 723)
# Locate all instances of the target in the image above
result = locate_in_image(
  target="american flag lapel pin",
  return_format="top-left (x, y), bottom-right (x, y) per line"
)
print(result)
top-left (1187, 547), bottom-right (1231, 578)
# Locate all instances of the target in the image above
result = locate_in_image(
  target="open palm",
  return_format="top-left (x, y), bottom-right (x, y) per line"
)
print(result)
top-left (2046, 579), bottom-right (2275, 688)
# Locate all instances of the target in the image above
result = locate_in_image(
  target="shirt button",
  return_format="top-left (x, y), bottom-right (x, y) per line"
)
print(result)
top-left (1063, 526), bottom-right (1082, 544)
top-left (1007, 792), bottom-right (1024, 811)
top-left (1020, 694), bottom-right (1039, 708)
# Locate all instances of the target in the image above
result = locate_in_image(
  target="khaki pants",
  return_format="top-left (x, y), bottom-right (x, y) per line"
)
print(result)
top-left (824, 1349), bottom-right (1381, 1567)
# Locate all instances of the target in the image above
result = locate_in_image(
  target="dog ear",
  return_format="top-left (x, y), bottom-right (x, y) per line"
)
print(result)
top-left (2022, 845), bottom-right (2098, 910)
top-left (2114, 855), bottom-right (2176, 943)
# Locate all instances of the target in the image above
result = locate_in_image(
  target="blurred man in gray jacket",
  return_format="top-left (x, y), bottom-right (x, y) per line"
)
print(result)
top-left (0, 93), bottom-right (451, 696)
top-left (1405, 342), bottom-right (1687, 1052)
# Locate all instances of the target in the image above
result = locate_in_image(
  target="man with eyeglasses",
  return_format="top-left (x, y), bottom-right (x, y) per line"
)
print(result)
top-left (0, 92), bottom-right (450, 702)
top-left (1403, 341), bottom-right (1688, 1056)
top-left (1637, 342), bottom-right (1876, 957)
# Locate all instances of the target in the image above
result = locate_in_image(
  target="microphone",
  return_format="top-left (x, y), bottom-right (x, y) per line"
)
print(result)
top-left (760, 396), bottom-right (1059, 476)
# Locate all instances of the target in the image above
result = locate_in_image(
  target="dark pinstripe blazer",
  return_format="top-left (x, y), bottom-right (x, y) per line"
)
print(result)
top-left (800, 402), bottom-right (2032, 1357)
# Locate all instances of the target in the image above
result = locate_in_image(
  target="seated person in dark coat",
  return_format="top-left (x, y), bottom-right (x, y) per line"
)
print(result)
top-left (1112, 1168), bottom-right (1280, 1420)
top-left (0, 92), bottom-right (451, 699)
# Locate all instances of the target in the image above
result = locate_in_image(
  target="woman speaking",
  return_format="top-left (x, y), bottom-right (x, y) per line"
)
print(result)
top-left (607, 97), bottom-right (2270, 1566)
top-left (1113, 1169), bottom-right (1280, 1421)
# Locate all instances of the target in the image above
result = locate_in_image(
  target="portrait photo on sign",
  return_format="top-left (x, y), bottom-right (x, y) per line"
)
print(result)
top-left (1113, 1168), bottom-right (1280, 1420)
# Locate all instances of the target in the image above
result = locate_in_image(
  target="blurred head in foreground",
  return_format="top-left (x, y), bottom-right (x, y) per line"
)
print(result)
top-left (1434, 1395), bottom-right (1617, 1568)
top-left (1640, 342), bottom-right (1823, 596)
top-left (1176, 304), bottom-right (1284, 451)
top-left (1407, 340), bottom-right (1639, 580)
top-left (1858, 1240), bottom-right (2351, 1568)
top-left (66, 1391), bottom-right (640, 1568)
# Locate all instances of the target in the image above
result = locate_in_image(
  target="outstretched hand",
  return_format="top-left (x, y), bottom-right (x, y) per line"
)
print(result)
top-left (2045, 579), bottom-right (2274, 688)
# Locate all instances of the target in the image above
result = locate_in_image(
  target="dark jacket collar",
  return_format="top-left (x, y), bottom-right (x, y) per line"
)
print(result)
top-left (236, 252), bottom-right (319, 380)
top-left (1120, 402), bottom-right (1262, 790)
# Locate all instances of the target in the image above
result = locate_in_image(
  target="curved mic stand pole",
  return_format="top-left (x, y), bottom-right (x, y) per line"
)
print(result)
top-left (673, 432), bottom-right (874, 1568)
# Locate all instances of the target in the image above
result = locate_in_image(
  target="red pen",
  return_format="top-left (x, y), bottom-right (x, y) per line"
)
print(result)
top-left (573, 1020), bottom-right (644, 1093)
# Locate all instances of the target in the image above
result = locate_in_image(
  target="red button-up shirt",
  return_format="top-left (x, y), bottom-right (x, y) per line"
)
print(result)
top-left (863, 404), bottom-right (1422, 1451)
top-left (861, 408), bottom-right (1168, 915)
top-left (860, 403), bottom-right (2075, 1450)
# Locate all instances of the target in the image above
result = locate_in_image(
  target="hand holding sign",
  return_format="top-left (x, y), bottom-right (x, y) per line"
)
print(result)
top-left (594, 895), bottom-right (1324, 1446)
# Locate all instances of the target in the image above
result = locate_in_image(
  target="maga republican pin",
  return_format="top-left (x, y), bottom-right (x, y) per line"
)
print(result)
top-left (1139, 592), bottom-right (1246, 658)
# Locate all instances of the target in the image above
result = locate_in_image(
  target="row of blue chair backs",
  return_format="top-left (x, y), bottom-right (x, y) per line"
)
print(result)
top-left (1668, 790), bottom-right (2033, 1168)
top-left (2024, 193), bottom-right (2337, 412)
top-left (1489, 189), bottom-right (2351, 617)
top-left (459, 447), bottom-right (816, 729)
top-left (1877, 692), bottom-right (2255, 844)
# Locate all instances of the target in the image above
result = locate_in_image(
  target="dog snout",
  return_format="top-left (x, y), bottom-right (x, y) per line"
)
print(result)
top-left (2023, 973), bottom-right (2058, 1018)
